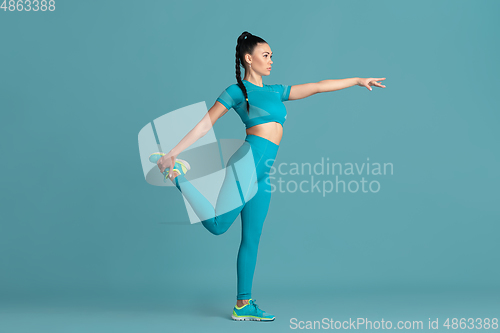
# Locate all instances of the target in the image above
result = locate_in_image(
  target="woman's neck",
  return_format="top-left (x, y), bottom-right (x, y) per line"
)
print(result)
top-left (243, 76), bottom-right (263, 87)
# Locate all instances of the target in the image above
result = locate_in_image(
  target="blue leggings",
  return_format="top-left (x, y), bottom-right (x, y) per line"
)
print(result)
top-left (173, 134), bottom-right (279, 300)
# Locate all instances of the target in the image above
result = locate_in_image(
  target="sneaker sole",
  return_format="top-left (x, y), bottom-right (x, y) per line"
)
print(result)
top-left (231, 314), bottom-right (275, 321)
top-left (176, 158), bottom-right (191, 171)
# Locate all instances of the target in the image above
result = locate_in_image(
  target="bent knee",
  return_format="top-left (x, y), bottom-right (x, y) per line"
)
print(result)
top-left (206, 222), bottom-right (231, 236)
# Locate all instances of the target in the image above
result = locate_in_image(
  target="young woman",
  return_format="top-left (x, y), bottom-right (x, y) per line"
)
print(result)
top-left (151, 31), bottom-right (386, 321)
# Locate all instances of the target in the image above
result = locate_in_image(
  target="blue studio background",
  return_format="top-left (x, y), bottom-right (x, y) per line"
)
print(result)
top-left (1, 0), bottom-right (499, 332)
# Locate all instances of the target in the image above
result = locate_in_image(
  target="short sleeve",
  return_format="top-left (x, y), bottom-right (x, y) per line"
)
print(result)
top-left (274, 84), bottom-right (292, 101)
top-left (216, 84), bottom-right (243, 110)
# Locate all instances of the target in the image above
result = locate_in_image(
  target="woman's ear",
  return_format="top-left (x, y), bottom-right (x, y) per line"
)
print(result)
top-left (244, 54), bottom-right (251, 66)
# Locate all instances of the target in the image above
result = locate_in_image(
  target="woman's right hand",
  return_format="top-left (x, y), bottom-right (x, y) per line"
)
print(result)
top-left (158, 151), bottom-right (178, 180)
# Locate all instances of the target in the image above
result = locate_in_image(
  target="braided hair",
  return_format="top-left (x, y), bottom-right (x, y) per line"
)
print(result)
top-left (235, 31), bottom-right (267, 114)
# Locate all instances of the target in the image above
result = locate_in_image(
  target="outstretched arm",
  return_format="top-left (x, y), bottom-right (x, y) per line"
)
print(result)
top-left (288, 77), bottom-right (386, 100)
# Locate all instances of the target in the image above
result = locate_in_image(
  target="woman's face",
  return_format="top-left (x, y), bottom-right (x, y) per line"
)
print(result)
top-left (247, 43), bottom-right (273, 76)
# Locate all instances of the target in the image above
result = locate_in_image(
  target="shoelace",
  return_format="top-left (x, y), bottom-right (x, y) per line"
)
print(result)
top-left (249, 299), bottom-right (263, 315)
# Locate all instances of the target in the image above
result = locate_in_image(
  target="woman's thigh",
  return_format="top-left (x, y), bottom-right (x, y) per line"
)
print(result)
top-left (214, 141), bottom-right (260, 216)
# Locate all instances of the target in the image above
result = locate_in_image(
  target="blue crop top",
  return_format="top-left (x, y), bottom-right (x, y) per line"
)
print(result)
top-left (216, 80), bottom-right (291, 129)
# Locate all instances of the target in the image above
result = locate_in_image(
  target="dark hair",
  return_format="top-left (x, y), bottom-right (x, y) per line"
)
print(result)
top-left (235, 31), bottom-right (267, 113)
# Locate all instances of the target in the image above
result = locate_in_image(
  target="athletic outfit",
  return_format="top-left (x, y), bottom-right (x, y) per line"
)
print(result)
top-left (216, 80), bottom-right (291, 129)
top-left (169, 79), bottom-right (291, 319)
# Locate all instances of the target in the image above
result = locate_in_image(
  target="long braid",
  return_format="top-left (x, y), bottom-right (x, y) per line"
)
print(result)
top-left (235, 31), bottom-right (267, 114)
top-left (235, 44), bottom-right (249, 113)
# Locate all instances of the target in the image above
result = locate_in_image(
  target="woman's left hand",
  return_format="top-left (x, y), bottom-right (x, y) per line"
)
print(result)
top-left (357, 77), bottom-right (386, 91)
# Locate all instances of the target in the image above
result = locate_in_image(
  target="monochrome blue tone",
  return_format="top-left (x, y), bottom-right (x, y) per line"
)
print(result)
top-left (1, 0), bottom-right (499, 332)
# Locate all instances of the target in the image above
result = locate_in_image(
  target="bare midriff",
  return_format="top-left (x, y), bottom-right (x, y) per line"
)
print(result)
top-left (246, 122), bottom-right (283, 146)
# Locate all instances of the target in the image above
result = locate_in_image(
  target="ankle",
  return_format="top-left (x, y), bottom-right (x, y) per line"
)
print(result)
top-left (236, 299), bottom-right (249, 307)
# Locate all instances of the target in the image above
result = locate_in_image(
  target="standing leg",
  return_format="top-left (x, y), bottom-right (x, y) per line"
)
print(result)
top-left (236, 150), bottom-right (276, 301)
